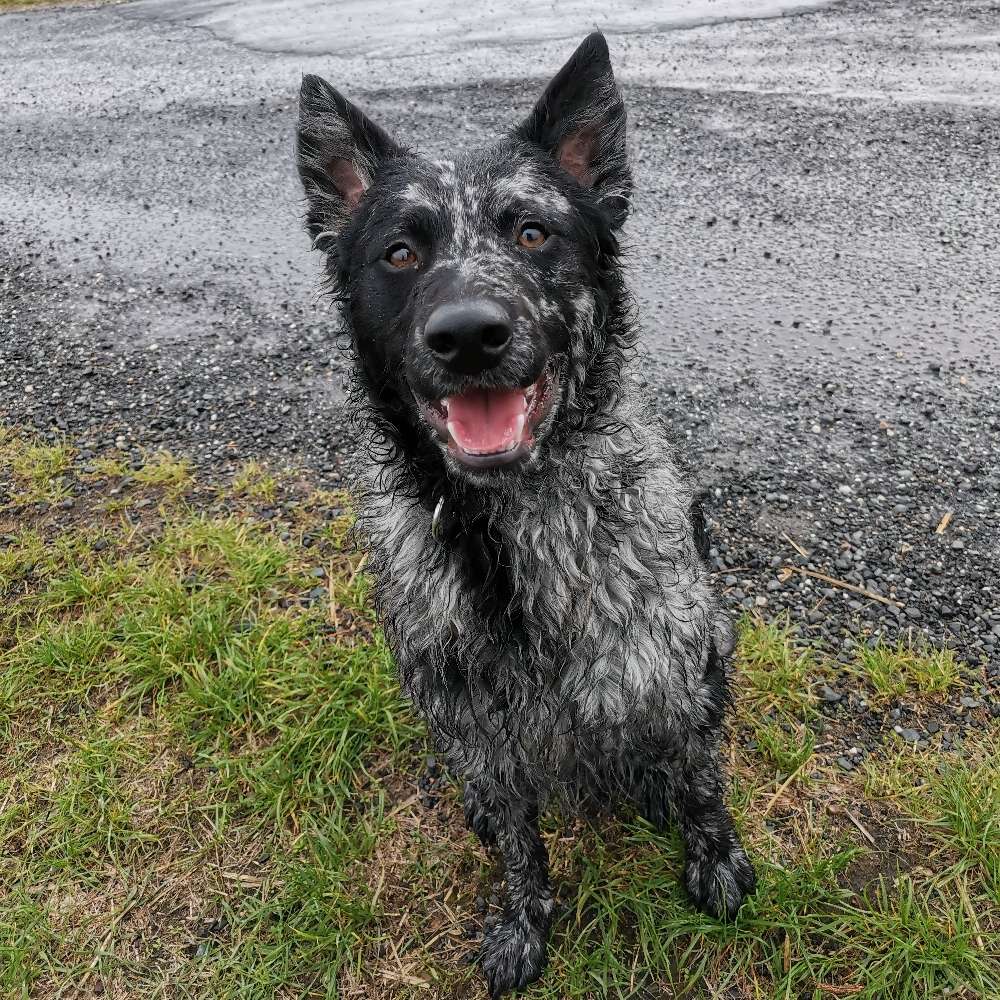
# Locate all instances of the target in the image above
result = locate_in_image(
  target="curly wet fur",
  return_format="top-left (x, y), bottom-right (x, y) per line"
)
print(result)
top-left (296, 32), bottom-right (755, 996)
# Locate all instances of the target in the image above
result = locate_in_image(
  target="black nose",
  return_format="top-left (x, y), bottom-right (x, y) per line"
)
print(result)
top-left (423, 299), bottom-right (513, 375)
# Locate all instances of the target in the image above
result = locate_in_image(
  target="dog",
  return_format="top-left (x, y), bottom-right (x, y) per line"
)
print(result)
top-left (296, 32), bottom-right (756, 996)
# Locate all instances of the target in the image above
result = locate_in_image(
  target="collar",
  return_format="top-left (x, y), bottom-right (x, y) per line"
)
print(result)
top-left (421, 491), bottom-right (487, 551)
top-left (418, 486), bottom-right (461, 544)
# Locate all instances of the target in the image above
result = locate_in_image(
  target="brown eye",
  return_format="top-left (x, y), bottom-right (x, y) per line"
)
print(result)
top-left (386, 242), bottom-right (418, 269)
top-left (516, 223), bottom-right (549, 249)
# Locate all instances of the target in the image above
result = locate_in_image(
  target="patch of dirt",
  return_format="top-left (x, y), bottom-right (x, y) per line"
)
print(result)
top-left (830, 801), bottom-right (930, 899)
top-left (341, 754), bottom-right (494, 999)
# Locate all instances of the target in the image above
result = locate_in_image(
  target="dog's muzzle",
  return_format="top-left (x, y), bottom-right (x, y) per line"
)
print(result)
top-left (416, 356), bottom-right (561, 470)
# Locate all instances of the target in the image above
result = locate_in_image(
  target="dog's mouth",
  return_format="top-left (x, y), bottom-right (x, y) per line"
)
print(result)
top-left (417, 360), bottom-right (560, 469)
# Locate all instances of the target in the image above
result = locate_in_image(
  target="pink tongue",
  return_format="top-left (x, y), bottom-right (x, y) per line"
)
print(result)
top-left (445, 387), bottom-right (527, 454)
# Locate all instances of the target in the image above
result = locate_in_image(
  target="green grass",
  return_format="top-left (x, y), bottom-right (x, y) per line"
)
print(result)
top-left (1, 427), bottom-right (996, 999)
top-left (2, 432), bottom-right (75, 503)
top-left (753, 720), bottom-right (816, 776)
top-left (854, 640), bottom-right (962, 700)
top-left (736, 614), bottom-right (818, 722)
top-left (231, 460), bottom-right (280, 502)
top-left (131, 449), bottom-right (194, 491)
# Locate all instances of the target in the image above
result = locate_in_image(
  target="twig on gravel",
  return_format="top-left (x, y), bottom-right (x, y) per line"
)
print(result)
top-left (780, 565), bottom-right (902, 609)
top-left (782, 531), bottom-right (809, 558)
top-left (935, 509), bottom-right (953, 534)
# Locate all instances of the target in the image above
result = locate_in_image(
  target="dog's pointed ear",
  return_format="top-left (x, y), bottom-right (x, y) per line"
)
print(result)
top-left (297, 74), bottom-right (401, 246)
top-left (516, 32), bottom-right (631, 226)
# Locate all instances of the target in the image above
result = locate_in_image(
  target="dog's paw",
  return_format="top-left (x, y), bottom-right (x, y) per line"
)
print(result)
top-left (480, 917), bottom-right (547, 998)
top-left (684, 842), bottom-right (757, 920)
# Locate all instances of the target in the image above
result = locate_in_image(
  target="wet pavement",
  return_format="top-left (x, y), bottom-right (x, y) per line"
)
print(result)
top-left (1, 0), bottom-right (998, 669)
top-left (3, 0), bottom-right (999, 369)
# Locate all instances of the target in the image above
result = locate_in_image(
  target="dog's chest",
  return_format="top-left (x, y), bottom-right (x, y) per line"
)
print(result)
top-left (364, 457), bottom-right (715, 730)
top-left (378, 494), bottom-right (696, 664)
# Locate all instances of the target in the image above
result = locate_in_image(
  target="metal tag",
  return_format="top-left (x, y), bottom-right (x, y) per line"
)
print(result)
top-left (431, 496), bottom-right (445, 540)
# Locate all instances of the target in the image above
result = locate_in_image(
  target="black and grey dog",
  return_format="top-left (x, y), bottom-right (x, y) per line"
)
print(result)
top-left (296, 32), bottom-right (755, 996)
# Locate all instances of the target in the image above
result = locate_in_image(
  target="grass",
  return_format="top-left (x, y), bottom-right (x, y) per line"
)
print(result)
top-left (231, 460), bottom-right (280, 502)
top-left (854, 640), bottom-right (962, 700)
top-left (131, 450), bottom-right (194, 491)
top-left (0, 426), bottom-right (996, 999)
top-left (736, 615), bottom-right (818, 722)
top-left (4, 433), bottom-right (74, 503)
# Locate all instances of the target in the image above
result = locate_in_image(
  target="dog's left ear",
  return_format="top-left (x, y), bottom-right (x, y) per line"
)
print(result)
top-left (516, 31), bottom-right (631, 226)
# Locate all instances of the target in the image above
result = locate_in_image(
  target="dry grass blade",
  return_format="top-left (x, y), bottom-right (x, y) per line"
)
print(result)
top-left (782, 531), bottom-right (810, 558)
top-left (380, 969), bottom-right (431, 988)
top-left (762, 756), bottom-right (811, 816)
top-left (827, 803), bottom-right (878, 848)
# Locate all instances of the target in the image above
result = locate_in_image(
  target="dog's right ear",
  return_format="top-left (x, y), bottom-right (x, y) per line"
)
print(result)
top-left (297, 75), bottom-right (401, 248)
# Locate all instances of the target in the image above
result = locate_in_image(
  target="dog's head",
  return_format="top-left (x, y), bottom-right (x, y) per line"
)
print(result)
top-left (297, 32), bottom-right (631, 481)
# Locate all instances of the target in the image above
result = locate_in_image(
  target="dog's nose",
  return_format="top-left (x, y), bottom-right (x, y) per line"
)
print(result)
top-left (423, 299), bottom-right (513, 375)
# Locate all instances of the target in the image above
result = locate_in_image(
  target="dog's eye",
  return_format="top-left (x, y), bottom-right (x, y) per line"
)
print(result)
top-left (386, 242), bottom-right (418, 269)
top-left (516, 223), bottom-right (549, 250)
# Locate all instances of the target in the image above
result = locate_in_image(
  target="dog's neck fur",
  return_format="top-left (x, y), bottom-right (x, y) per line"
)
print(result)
top-left (353, 364), bottom-right (717, 741)
top-left (338, 208), bottom-right (719, 731)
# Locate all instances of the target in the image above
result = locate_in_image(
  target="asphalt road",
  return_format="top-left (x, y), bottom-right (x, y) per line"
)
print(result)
top-left (1, 0), bottom-right (998, 677)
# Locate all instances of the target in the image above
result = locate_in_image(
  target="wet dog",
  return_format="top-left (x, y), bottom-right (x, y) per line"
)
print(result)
top-left (296, 32), bottom-right (755, 996)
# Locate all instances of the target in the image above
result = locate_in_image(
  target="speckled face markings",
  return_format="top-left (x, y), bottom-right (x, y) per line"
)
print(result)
top-left (398, 181), bottom-right (436, 209)
top-left (431, 158), bottom-right (515, 268)
top-left (356, 148), bottom-right (585, 435)
top-left (492, 163), bottom-right (574, 217)
top-left (383, 155), bottom-right (572, 288)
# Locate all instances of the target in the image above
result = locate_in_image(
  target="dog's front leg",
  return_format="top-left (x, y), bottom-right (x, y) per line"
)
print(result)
top-left (472, 780), bottom-right (554, 998)
top-left (637, 739), bottom-right (756, 920)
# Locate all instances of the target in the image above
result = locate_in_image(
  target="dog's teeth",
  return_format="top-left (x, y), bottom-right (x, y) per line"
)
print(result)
top-left (512, 413), bottom-right (525, 440)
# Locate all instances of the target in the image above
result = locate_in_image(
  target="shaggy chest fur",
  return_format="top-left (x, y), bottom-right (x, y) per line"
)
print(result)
top-left (358, 411), bottom-right (729, 796)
